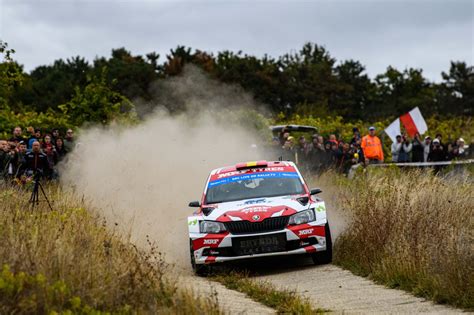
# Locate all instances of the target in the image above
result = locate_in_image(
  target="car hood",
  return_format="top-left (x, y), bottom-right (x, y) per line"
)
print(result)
top-left (203, 195), bottom-right (314, 222)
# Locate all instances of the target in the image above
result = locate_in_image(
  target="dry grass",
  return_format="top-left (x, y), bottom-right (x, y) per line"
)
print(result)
top-left (0, 184), bottom-right (221, 314)
top-left (213, 271), bottom-right (327, 314)
top-left (326, 169), bottom-right (473, 309)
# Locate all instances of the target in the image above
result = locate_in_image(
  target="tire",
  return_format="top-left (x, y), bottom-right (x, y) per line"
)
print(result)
top-left (311, 222), bottom-right (333, 265)
top-left (189, 239), bottom-right (210, 276)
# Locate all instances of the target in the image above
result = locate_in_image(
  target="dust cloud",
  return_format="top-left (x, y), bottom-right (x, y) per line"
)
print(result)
top-left (61, 66), bottom-right (267, 270)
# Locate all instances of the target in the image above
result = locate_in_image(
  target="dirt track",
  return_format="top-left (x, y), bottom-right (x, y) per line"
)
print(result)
top-left (178, 255), bottom-right (465, 314)
top-left (248, 256), bottom-right (462, 314)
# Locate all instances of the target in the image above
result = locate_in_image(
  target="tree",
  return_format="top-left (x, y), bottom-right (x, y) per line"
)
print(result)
top-left (332, 60), bottom-right (375, 119)
top-left (437, 61), bottom-right (474, 116)
top-left (23, 57), bottom-right (91, 112)
top-left (0, 40), bottom-right (24, 108)
top-left (93, 48), bottom-right (158, 101)
top-left (374, 67), bottom-right (435, 118)
top-left (58, 67), bottom-right (137, 126)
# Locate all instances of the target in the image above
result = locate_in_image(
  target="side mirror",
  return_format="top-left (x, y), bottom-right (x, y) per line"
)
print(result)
top-left (310, 188), bottom-right (322, 196)
top-left (188, 201), bottom-right (201, 207)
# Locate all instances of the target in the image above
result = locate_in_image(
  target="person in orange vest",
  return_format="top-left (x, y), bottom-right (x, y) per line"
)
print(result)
top-left (361, 126), bottom-right (384, 164)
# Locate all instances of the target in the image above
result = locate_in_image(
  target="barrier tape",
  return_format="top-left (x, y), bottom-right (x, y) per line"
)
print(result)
top-left (348, 159), bottom-right (474, 178)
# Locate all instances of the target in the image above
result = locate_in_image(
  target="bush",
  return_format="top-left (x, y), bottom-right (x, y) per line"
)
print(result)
top-left (0, 186), bottom-right (221, 314)
top-left (329, 169), bottom-right (473, 309)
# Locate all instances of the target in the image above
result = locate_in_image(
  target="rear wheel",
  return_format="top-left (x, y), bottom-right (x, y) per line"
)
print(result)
top-left (311, 222), bottom-right (332, 264)
top-left (189, 239), bottom-right (210, 276)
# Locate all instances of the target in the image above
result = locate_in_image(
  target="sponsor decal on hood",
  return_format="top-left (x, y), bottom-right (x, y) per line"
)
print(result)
top-left (209, 196), bottom-right (309, 222)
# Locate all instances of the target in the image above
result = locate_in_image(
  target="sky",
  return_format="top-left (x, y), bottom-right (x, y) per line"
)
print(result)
top-left (1, 0), bottom-right (472, 82)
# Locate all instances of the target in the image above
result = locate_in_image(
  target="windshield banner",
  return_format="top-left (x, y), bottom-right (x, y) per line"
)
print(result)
top-left (208, 172), bottom-right (299, 188)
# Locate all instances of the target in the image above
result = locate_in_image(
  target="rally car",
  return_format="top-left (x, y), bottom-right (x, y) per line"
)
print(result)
top-left (187, 160), bottom-right (332, 275)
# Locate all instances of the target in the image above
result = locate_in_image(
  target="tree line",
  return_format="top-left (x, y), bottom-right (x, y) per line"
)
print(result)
top-left (1, 41), bottom-right (473, 124)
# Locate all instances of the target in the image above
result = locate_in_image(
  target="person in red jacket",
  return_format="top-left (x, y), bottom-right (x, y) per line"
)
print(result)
top-left (361, 126), bottom-right (384, 164)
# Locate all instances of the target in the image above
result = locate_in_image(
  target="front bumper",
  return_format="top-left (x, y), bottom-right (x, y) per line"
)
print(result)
top-left (191, 223), bottom-right (327, 264)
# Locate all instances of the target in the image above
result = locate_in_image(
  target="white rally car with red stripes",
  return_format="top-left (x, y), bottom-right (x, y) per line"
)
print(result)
top-left (187, 160), bottom-right (332, 275)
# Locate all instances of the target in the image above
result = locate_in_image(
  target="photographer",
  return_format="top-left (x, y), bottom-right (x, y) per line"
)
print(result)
top-left (24, 141), bottom-right (51, 179)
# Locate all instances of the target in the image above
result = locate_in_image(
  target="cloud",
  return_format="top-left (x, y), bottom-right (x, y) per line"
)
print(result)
top-left (1, 0), bottom-right (472, 81)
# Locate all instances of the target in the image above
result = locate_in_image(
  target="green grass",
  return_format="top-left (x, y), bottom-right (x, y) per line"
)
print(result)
top-left (0, 185), bottom-right (221, 314)
top-left (213, 272), bottom-right (328, 314)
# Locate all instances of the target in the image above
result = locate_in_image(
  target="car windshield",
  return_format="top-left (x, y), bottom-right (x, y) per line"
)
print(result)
top-left (205, 172), bottom-right (305, 204)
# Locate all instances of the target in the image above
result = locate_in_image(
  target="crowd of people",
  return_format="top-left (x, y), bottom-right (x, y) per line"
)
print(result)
top-left (0, 126), bottom-right (76, 182)
top-left (1, 124), bottom-right (472, 183)
top-left (272, 126), bottom-right (472, 175)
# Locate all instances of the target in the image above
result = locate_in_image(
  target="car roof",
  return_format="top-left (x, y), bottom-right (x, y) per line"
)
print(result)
top-left (210, 160), bottom-right (297, 177)
top-left (270, 125), bottom-right (317, 133)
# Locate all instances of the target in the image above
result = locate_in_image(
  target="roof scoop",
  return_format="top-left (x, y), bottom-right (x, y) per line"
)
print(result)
top-left (235, 160), bottom-right (268, 171)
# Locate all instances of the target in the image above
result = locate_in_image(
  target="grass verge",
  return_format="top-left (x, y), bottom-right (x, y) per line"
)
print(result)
top-left (213, 271), bottom-right (327, 314)
top-left (0, 184), bottom-right (221, 314)
top-left (326, 169), bottom-right (473, 310)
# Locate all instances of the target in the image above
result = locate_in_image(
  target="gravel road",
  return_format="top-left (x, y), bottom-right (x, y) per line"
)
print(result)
top-left (180, 275), bottom-right (275, 315)
top-left (251, 257), bottom-right (464, 314)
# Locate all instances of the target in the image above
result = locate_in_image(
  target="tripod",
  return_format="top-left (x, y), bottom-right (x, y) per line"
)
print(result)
top-left (29, 172), bottom-right (53, 211)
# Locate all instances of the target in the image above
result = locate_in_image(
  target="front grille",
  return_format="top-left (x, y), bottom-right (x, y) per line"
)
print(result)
top-left (232, 233), bottom-right (287, 256)
top-left (224, 216), bottom-right (290, 234)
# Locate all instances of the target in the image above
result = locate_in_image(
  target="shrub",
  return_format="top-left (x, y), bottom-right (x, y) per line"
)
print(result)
top-left (0, 186), bottom-right (221, 314)
top-left (330, 169), bottom-right (474, 309)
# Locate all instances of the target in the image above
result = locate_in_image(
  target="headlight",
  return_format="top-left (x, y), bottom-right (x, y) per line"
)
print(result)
top-left (288, 209), bottom-right (315, 225)
top-left (200, 221), bottom-right (227, 234)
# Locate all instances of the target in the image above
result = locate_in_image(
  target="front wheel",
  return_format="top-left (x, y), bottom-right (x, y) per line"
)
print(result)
top-left (189, 239), bottom-right (210, 276)
top-left (311, 222), bottom-right (332, 264)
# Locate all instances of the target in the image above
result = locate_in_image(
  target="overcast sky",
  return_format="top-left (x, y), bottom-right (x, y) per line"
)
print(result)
top-left (1, 0), bottom-right (472, 81)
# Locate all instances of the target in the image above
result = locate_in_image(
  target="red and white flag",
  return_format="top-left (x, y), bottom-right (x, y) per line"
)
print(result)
top-left (400, 107), bottom-right (427, 137)
top-left (384, 118), bottom-right (401, 143)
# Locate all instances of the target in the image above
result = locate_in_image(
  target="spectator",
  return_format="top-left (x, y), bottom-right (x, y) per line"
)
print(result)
top-left (411, 133), bottom-right (424, 162)
top-left (24, 141), bottom-right (51, 178)
top-left (352, 138), bottom-right (365, 164)
top-left (307, 135), bottom-right (325, 173)
top-left (361, 126), bottom-right (384, 164)
top-left (435, 133), bottom-right (448, 156)
top-left (26, 127), bottom-right (37, 149)
top-left (9, 126), bottom-right (25, 144)
top-left (51, 128), bottom-right (60, 145)
top-left (336, 142), bottom-right (353, 174)
top-left (4, 141), bottom-right (17, 179)
top-left (28, 128), bottom-right (42, 149)
top-left (0, 140), bottom-right (10, 180)
top-left (457, 138), bottom-right (469, 159)
top-left (391, 135), bottom-right (402, 162)
top-left (13, 141), bottom-right (27, 177)
top-left (297, 136), bottom-right (309, 165)
top-left (55, 138), bottom-right (67, 162)
top-left (428, 139), bottom-right (446, 162)
top-left (279, 127), bottom-right (290, 146)
top-left (42, 135), bottom-right (57, 177)
top-left (64, 129), bottom-right (75, 153)
top-left (349, 127), bottom-right (361, 146)
top-left (423, 136), bottom-right (431, 162)
top-left (281, 136), bottom-right (296, 162)
top-left (398, 135), bottom-right (412, 163)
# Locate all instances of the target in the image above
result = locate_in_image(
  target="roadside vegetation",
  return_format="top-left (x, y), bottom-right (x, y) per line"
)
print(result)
top-left (0, 185), bottom-right (221, 314)
top-left (213, 271), bottom-right (327, 314)
top-left (329, 169), bottom-right (473, 310)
